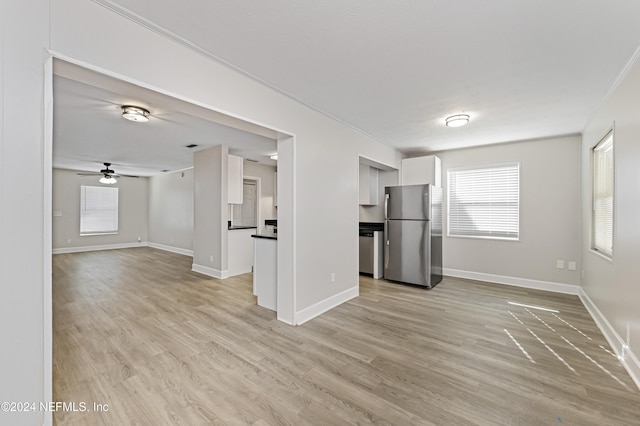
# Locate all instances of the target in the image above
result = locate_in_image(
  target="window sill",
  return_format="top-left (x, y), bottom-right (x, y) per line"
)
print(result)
top-left (80, 232), bottom-right (118, 237)
top-left (589, 248), bottom-right (613, 263)
top-left (447, 234), bottom-right (520, 242)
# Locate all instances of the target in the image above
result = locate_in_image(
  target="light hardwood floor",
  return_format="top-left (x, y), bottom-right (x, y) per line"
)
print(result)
top-left (53, 248), bottom-right (640, 425)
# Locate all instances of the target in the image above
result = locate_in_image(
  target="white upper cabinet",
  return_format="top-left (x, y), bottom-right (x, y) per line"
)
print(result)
top-left (401, 155), bottom-right (441, 187)
top-left (359, 163), bottom-right (379, 205)
top-left (228, 154), bottom-right (244, 204)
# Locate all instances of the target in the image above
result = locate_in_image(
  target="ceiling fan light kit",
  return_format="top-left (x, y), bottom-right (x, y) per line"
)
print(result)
top-left (99, 175), bottom-right (117, 184)
top-left (445, 114), bottom-right (470, 128)
top-left (121, 105), bottom-right (150, 122)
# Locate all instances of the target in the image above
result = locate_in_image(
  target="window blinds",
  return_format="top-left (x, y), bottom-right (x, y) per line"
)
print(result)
top-left (592, 133), bottom-right (614, 257)
top-left (80, 185), bottom-right (119, 235)
top-left (448, 163), bottom-right (519, 240)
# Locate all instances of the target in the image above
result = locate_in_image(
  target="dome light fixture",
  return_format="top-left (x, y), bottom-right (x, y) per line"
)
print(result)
top-left (121, 105), bottom-right (150, 122)
top-left (445, 114), bottom-right (470, 128)
top-left (99, 175), bottom-right (117, 184)
top-left (270, 154), bottom-right (278, 160)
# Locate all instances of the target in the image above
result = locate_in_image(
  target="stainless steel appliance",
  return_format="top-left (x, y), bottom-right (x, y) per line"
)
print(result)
top-left (359, 224), bottom-right (384, 278)
top-left (384, 184), bottom-right (442, 288)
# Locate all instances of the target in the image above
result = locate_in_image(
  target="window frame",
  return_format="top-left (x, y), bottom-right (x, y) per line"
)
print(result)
top-left (591, 130), bottom-right (614, 259)
top-left (80, 185), bottom-right (119, 236)
top-left (447, 162), bottom-right (520, 241)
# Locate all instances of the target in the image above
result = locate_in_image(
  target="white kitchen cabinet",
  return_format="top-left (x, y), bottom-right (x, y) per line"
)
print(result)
top-left (228, 228), bottom-right (254, 277)
top-left (359, 163), bottom-right (379, 205)
top-left (401, 155), bottom-right (441, 187)
top-left (228, 154), bottom-right (243, 204)
top-left (253, 236), bottom-right (277, 311)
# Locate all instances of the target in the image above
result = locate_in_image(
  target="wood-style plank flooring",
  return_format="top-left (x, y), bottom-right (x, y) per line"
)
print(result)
top-left (52, 248), bottom-right (640, 425)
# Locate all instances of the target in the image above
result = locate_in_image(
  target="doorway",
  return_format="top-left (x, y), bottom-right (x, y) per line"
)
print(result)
top-left (232, 179), bottom-right (258, 228)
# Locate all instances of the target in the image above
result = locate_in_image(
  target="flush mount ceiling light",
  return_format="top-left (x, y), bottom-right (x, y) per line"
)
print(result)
top-left (445, 114), bottom-right (470, 128)
top-left (121, 105), bottom-right (150, 122)
top-left (270, 154), bottom-right (278, 160)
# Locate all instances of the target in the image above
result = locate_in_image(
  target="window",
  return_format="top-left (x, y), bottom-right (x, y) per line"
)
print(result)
top-left (448, 163), bottom-right (519, 240)
top-left (592, 132), bottom-right (614, 257)
top-left (80, 185), bottom-right (119, 235)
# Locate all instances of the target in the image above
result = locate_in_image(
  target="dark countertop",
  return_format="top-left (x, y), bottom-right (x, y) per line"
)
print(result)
top-left (359, 222), bottom-right (384, 231)
top-left (229, 226), bottom-right (257, 230)
top-left (251, 232), bottom-right (277, 240)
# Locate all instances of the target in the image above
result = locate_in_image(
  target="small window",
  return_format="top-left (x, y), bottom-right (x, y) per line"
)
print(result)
top-left (592, 132), bottom-right (614, 257)
top-left (80, 185), bottom-right (119, 235)
top-left (448, 163), bottom-right (520, 240)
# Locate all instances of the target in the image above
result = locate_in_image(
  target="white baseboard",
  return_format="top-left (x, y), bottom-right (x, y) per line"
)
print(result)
top-left (147, 242), bottom-right (193, 257)
top-left (579, 289), bottom-right (640, 391)
top-left (294, 285), bottom-right (359, 326)
top-left (443, 268), bottom-right (580, 295)
top-left (52, 242), bottom-right (147, 254)
top-left (191, 263), bottom-right (228, 279)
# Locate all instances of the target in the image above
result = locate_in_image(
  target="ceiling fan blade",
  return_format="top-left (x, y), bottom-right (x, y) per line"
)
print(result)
top-left (76, 172), bottom-right (101, 176)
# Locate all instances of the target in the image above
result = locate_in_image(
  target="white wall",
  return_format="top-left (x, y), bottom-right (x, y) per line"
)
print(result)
top-left (148, 168), bottom-right (194, 252)
top-left (435, 135), bottom-right (582, 288)
top-left (0, 1), bottom-right (50, 425)
top-left (193, 145), bottom-right (228, 276)
top-left (243, 160), bottom-right (277, 231)
top-left (581, 51), bottom-right (640, 386)
top-left (148, 162), bottom-right (276, 254)
top-left (52, 169), bottom-right (149, 251)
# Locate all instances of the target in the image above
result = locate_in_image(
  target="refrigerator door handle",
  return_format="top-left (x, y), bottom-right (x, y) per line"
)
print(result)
top-left (384, 220), bottom-right (390, 269)
top-left (384, 193), bottom-right (390, 219)
top-left (423, 190), bottom-right (431, 220)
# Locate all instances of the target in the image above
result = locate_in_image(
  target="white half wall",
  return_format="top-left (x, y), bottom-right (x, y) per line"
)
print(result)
top-left (581, 49), bottom-right (640, 389)
top-left (434, 135), bottom-right (582, 286)
top-left (52, 168), bottom-right (149, 250)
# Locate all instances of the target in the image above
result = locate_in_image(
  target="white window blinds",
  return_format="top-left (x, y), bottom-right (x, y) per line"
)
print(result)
top-left (448, 163), bottom-right (519, 240)
top-left (80, 186), bottom-right (119, 235)
top-left (592, 132), bottom-right (614, 257)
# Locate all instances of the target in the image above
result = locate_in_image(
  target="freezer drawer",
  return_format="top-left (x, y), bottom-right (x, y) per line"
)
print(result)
top-left (384, 219), bottom-right (441, 288)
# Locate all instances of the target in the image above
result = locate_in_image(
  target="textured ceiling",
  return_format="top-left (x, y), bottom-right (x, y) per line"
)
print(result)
top-left (98, 0), bottom-right (640, 154)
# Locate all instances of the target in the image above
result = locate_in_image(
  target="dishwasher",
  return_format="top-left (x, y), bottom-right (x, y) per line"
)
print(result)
top-left (359, 227), bottom-right (384, 279)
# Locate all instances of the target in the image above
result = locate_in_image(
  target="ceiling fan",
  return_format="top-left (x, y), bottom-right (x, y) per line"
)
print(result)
top-left (77, 162), bottom-right (136, 184)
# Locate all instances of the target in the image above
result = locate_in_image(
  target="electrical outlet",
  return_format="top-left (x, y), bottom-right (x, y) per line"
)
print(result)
top-left (556, 260), bottom-right (565, 269)
top-left (568, 261), bottom-right (577, 271)
top-left (66, 239), bottom-right (71, 244)
top-left (330, 272), bottom-right (336, 283)
top-left (137, 236), bottom-right (141, 242)
top-left (210, 255), bottom-right (214, 263)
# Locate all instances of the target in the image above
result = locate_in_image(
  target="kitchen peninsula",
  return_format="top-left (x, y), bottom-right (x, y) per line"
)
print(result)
top-left (251, 231), bottom-right (277, 311)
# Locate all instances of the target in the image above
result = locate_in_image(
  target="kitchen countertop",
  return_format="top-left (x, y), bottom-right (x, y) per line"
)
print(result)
top-left (229, 226), bottom-right (257, 230)
top-left (251, 232), bottom-right (277, 240)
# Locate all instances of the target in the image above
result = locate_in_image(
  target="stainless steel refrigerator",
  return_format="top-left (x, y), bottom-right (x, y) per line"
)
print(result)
top-left (384, 184), bottom-right (443, 288)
